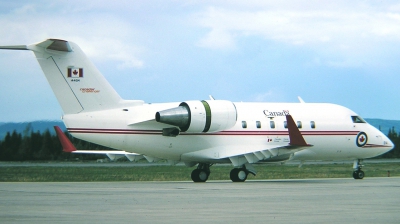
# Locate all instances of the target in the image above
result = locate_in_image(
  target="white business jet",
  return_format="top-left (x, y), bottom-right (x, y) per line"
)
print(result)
top-left (0, 39), bottom-right (394, 182)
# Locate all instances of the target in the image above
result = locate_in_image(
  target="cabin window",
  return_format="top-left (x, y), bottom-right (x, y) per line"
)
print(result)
top-left (351, 116), bottom-right (366, 123)
top-left (270, 121), bottom-right (275, 129)
top-left (310, 121), bottom-right (316, 129)
top-left (284, 121), bottom-right (287, 129)
top-left (297, 121), bottom-right (302, 129)
top-left (256, 121), bottom-right (261, 129)
top-left (242, 121), bottom-right (247, 128)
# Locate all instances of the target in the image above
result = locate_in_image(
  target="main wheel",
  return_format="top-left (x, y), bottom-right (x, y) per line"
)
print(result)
top-left (230, 168), bottom-right (248, 182)
top-left (191, 169), bottom-right (209, 182)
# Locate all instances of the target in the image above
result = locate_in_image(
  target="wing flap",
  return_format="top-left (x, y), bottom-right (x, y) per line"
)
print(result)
top-left (244, 153), bottom-right (260, 163)
top-left (253, 151), bottom-right (265, 160)
top-left (260, 150), bottom-right (273, 158)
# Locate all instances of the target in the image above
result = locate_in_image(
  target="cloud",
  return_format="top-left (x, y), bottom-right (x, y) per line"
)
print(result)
top-left (197, 28), bottom-right (236, 50)
top-left (250, 89), bottom-right (289, 102)
top-left (252, 91), bottom-right (274, 102)
top-left (195, 1), bottom-right (400, 68)
top-left (0, 3), bottom-right (145, 70)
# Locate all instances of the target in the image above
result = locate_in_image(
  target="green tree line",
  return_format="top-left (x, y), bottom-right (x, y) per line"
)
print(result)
top-left (383, 127), bottom-right (400, 158)
top-left (0, 125), bottom-right (399, 161)
top-left (0, 124), bottom-right (111, 161)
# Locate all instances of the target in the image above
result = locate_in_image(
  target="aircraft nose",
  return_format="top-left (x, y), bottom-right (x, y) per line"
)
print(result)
top-left (378, 134), bottom-right (395, 155)
top-left (369, 127), bottom-right (395, 155)
top-left (386, 136), bottom-right (395, 151)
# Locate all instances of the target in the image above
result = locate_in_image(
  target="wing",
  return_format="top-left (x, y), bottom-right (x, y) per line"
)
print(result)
top-left (182, 115), bottom-right (313, 167)
top-left (228, 115), bottom-right (313, 165)
top-left (54, 126), bottom-right (144, 162)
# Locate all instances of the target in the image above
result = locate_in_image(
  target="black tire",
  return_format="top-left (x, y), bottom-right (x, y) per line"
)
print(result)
top-left (230, 168), bottom-right (247, 182)
top-left (191, 169), bottom-right (208, 182)
top-left (230, 168), bottom-right (239, 182)
top-left (353, 170), bottom-right (365, 179)
top-left (353, 171), bottom-right (358, 179)
top-left (357, 170), bottom-right (365, 179)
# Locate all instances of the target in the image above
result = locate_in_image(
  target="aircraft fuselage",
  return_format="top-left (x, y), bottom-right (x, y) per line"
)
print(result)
top-left (63, 102), bottom-right (392, 163)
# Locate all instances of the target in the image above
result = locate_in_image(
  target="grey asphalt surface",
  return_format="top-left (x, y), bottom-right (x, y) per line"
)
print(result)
top-left (0, 177), bottom-right (399, 223)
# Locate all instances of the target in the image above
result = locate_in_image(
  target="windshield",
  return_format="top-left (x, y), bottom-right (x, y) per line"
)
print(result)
top-left (351, 116), bottom-right (366, 123)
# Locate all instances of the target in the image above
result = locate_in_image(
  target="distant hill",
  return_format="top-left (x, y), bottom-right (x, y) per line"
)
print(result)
top-left (0, 119), bottom-right (399, 141)
top-left (365, 119), bottom-right (400, 135)
top-left (0, 121), bottom-right (66, 140)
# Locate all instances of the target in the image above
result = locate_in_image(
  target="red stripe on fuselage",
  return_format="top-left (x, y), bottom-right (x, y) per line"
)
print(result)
top-left (67, 128), bottom-right (161, 135)
top-left (67, 128), bottom-right (359, 136)
top-left (363, 144), bottom-right (392, 148)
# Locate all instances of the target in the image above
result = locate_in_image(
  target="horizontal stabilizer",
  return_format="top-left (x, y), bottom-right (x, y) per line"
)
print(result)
top-left (0, 45), bottom-right (28, 50)
top-left (0, 39), bottom-right (71, 52)
top-left (46, 39), bottom-right (72, 52)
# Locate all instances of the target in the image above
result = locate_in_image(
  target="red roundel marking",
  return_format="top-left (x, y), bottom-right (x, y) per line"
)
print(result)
top-left (356, 132), bottom-right (368, 147)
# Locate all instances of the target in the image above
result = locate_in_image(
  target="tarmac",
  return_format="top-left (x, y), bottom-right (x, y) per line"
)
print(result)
top-left (0, 177), bottom-right (399, 223)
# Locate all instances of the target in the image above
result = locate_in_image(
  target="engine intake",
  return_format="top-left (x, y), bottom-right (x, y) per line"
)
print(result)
top-left (155, 100), bottom-right (237, 133)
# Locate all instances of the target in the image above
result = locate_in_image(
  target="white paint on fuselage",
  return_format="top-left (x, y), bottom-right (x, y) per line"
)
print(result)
top-left (63, 102), bottom-right (393, 163)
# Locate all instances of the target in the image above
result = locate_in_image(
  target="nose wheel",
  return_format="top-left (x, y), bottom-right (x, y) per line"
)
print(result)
top-left (353, 169), bottom-right (365, 179)
top-left (353, 159), bottom-right (364, 179)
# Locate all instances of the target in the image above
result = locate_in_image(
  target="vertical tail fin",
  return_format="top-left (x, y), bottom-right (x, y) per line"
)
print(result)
top-left (29, 39), bottom-right (123, 114)
top-left (1, 39), bottom-right (143, 114)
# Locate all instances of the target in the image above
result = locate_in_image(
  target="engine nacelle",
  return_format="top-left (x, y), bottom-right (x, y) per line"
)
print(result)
top-left (155, 100), bottom-right (237, 133)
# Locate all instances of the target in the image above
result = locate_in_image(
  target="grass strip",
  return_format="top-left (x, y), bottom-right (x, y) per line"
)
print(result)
top-left (0, 163), bottom-right (399, 182)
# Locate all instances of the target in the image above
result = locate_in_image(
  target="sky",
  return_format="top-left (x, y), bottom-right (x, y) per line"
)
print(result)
top-left (0, 0), bottom-right (400, 122)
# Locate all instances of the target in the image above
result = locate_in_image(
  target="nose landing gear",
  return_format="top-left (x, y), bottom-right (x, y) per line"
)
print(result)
top-left (353, 159), bottom-right (365, 179)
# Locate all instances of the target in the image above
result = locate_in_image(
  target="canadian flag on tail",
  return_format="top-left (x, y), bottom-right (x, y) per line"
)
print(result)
top-left (67, 67), bottom-right (83, 78)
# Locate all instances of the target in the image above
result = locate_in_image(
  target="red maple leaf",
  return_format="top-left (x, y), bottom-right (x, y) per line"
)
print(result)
top-left (73, 70), bottom-right (78, 75)
top-left (359, 135), bottom-right (365, 142)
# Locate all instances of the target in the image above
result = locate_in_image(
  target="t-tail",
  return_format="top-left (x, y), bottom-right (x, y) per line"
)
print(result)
top-left (0, 39), bottom-right (143, 114)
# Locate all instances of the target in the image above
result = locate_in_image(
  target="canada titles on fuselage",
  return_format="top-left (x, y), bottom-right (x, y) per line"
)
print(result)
top-left (263, 110), bottom-right (290, 117)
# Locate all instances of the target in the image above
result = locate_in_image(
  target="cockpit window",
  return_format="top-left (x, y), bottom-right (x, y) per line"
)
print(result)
top-left (351, 116), bottom-right (366, 123)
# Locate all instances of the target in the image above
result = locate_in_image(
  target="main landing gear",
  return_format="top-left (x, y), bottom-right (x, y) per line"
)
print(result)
top-left (353, 159), bottom-right (365, 179)
top-left (230, 168), bottom-right (248, 182)
top-left (191, 163), bottom-right (211, 182)
top-left (229, 164), bottom-right (256, 182)
top-left (191, 163), bottom-right (256, 182)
